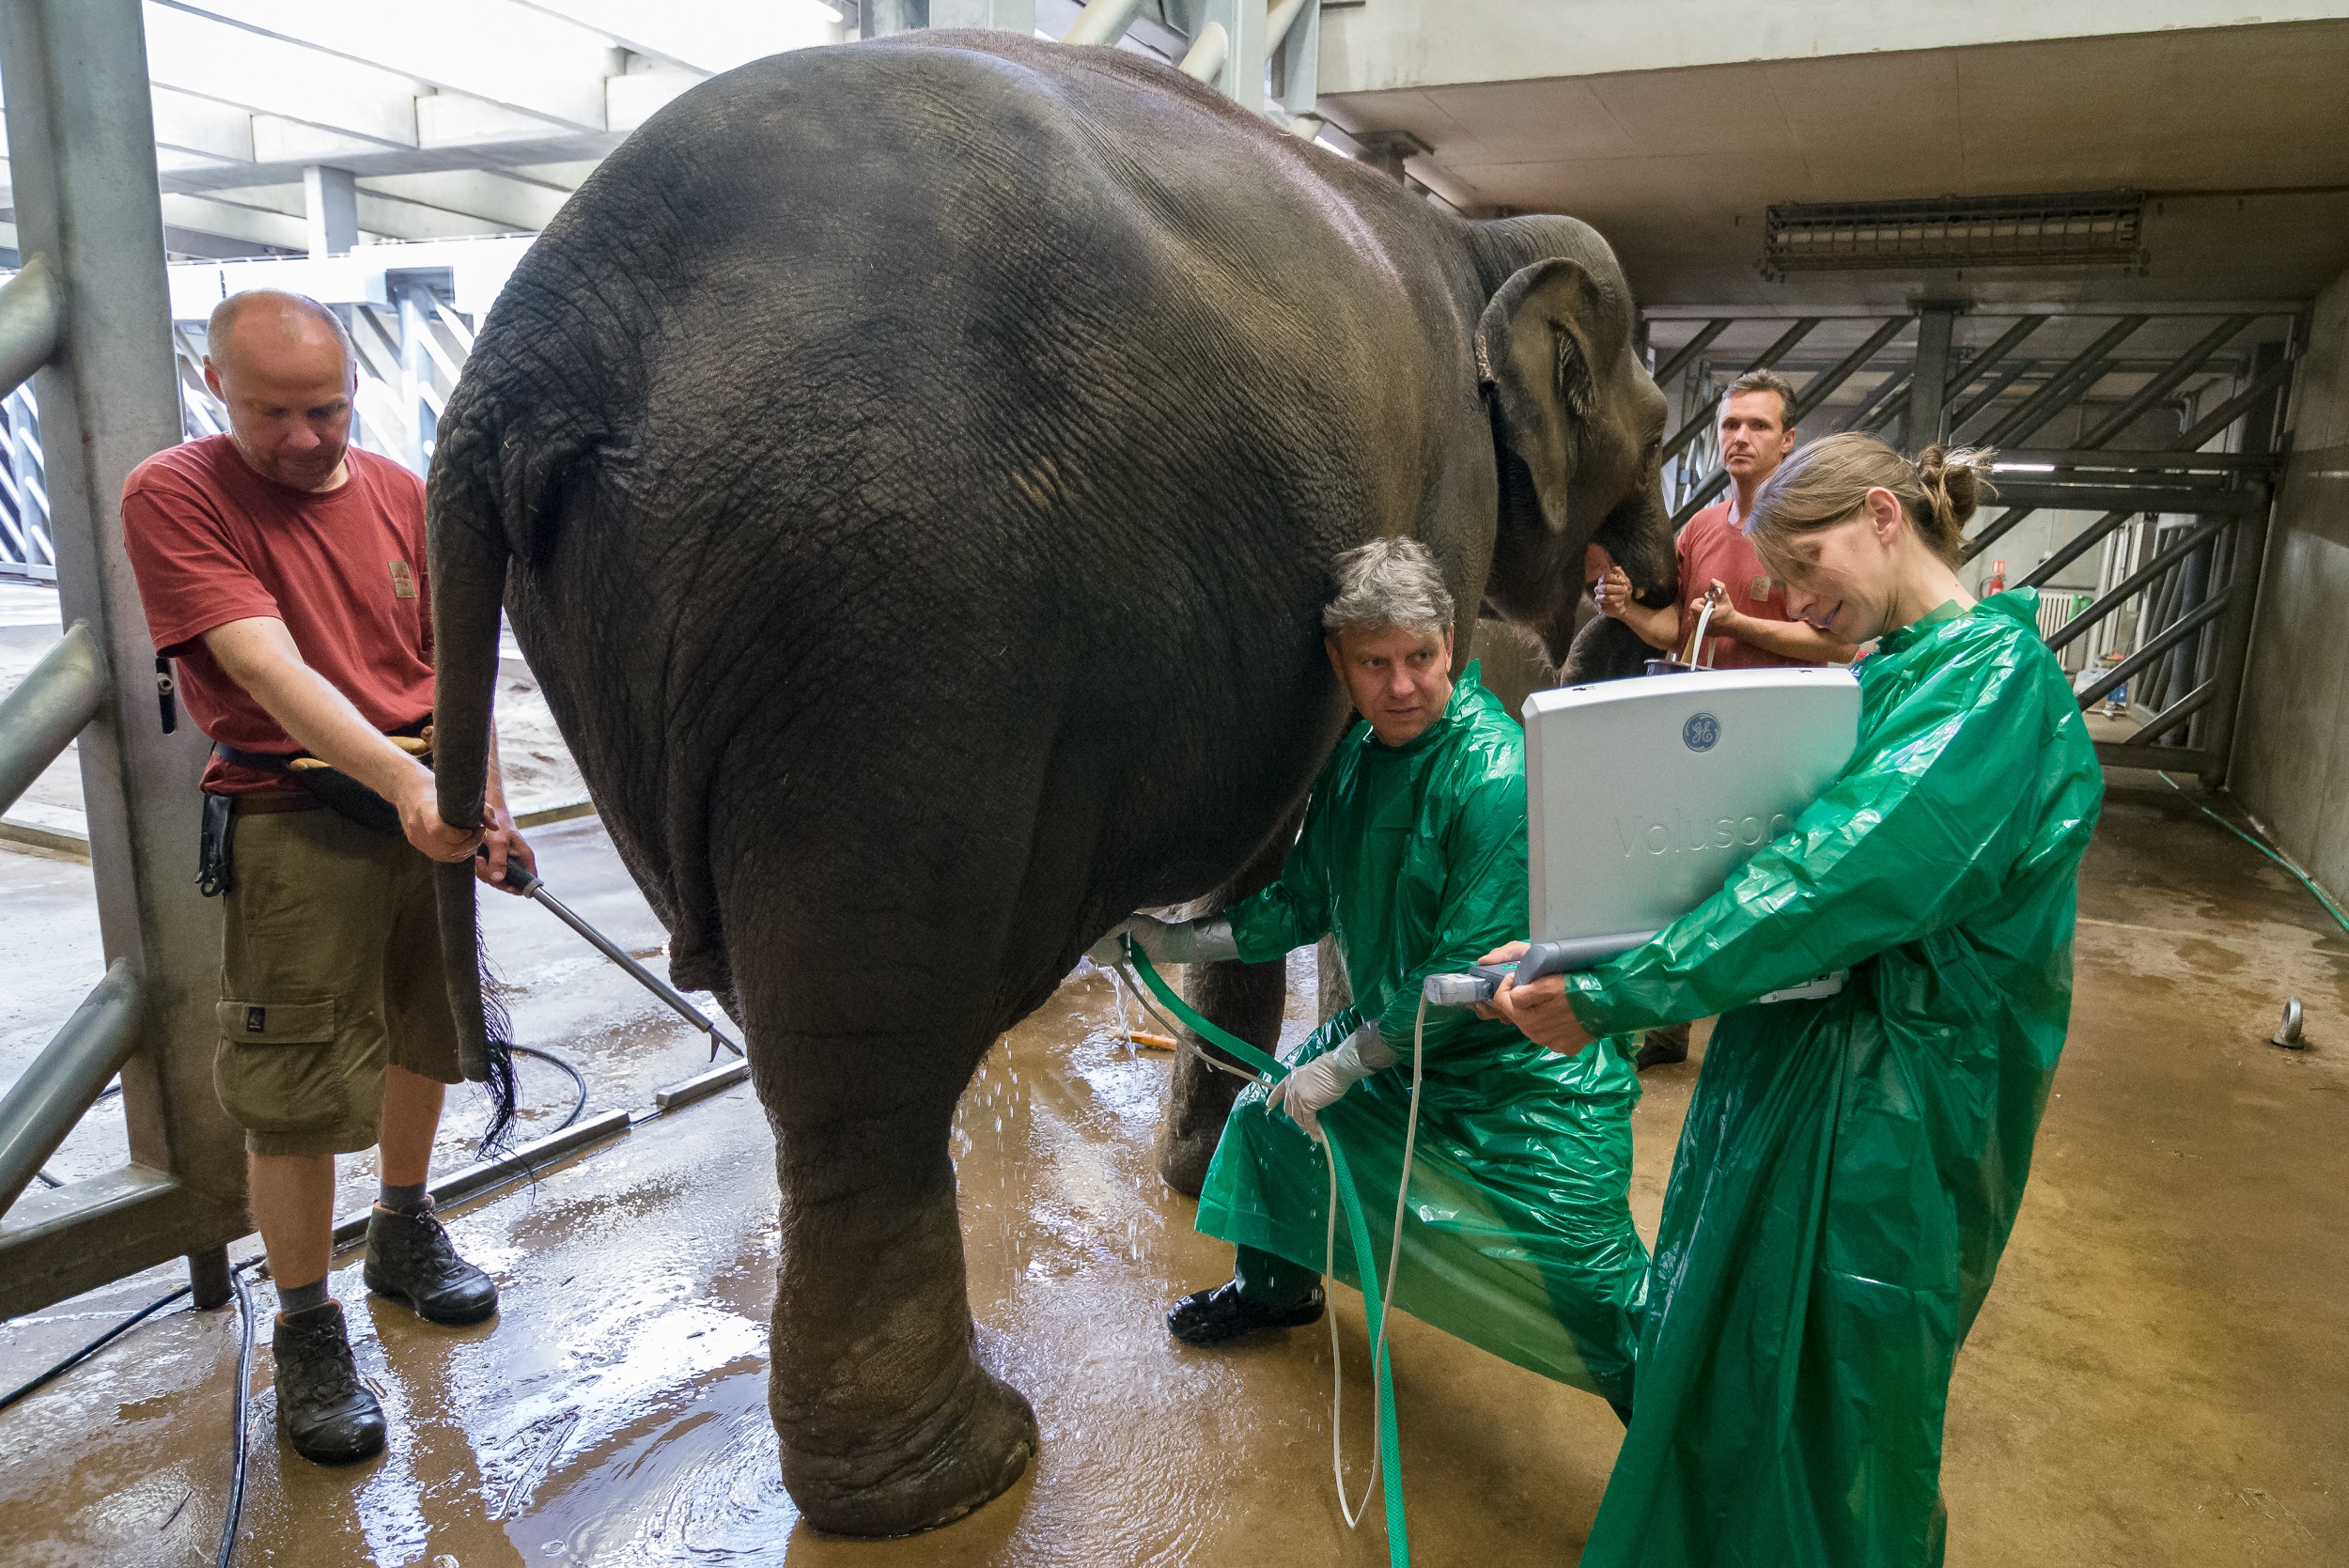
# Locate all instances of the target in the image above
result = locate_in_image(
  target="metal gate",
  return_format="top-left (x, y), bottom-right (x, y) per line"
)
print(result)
top-left (1645, 303), bottom-right (2298, 784)
top-left (0, 0), bottom-right (249, 1319)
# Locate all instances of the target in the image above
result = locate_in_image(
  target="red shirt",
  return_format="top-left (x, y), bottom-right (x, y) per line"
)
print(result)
top-left (1675, 500), bottom-right (1810, 670)
top-left (120, 435), bottom-right (434, 795)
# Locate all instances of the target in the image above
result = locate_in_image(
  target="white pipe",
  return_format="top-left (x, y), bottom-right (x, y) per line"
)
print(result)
top-left (1062, 0), bottom-right (1143, 46)
top-left (1178, 21), bottom-right (1228, 82)
top-left (1267, 0), bottom-right (1310, 47)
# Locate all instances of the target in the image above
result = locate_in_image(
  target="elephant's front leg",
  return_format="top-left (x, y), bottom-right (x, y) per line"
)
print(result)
top-left (1155, 817), bottom-right (1300, 1196)
top-left (768, 1096), bottom-right (1037, 1535)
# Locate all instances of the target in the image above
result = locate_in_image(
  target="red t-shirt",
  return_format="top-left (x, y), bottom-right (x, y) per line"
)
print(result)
top-left (119, 435), bottom-right (435, 795)
top-left (1675, 501), bottom-right (1810, 671)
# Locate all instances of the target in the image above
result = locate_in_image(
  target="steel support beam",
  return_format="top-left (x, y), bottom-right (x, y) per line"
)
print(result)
top-left (1904, 303), bottom-right (1959, 451)
top-left (2197, 340), bottom-right (2291, 788)
top-left (1059, 0), bottom-right (1141, 44)
top-left (1941, 315), bottom-right (2046, 411)
top-left (0, 961), bottom-right (142, 1216)
top-left (1268, 0), bottom-right (1318, 125)
top-left (1845, 368), bottom-right (1911, 434)
top-left (0, 0), bottom-right (247, 1314)
top-left (2075, 591), bottom-right (2232, 707)
top-left (1178, 23), bottom-right (1228, 82)
top-left (1200, 0), bottom-right (1270, 111)
top-left (2042, 515), bottom-right (2232, 653)
top-left (302, 163), bottom-right (358, 258)
top-left (929, 0), bottom-right (1035, 26)
top-left (1661, 318), bottom-right (1821, 464)
top-left (1977, 316), bottom-right (2148, 448)
top-left (2077, 315), bottom-right (2252, 450)
top-left (1943, 356), bottom-right (2035, 437)
top-left (1672, 316), bottom-right (1906, 527)
top-left (1650, 318), bottom-right (1728, 393)
top-left (0, 254), bottom-right (61, 400)
top-left (0, 618), bottom-right (105, 815)
top-left (1971, 351), bottom-right (2297, 563)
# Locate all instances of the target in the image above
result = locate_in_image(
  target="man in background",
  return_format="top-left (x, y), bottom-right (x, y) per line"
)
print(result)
top-left (1595, 367), bottom-right (1856, 1067)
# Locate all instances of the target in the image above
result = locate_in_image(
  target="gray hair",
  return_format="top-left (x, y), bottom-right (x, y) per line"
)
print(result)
top-left (1321, 536), bottom-right (1455, 638)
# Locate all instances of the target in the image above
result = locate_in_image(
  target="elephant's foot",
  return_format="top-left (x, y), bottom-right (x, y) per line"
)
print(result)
top-left (780, 1358), bottom-right (1038, 1538)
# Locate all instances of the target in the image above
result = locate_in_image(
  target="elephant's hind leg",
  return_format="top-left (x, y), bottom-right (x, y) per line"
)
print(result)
top-left (761, 1062), bottom-right (1037, 1535)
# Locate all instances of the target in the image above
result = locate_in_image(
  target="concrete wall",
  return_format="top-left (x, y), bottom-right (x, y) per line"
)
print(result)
top-left (2231, 267), bottom-right (2349, 903)
top-left (1317, 0), bottom-right (2349, 94)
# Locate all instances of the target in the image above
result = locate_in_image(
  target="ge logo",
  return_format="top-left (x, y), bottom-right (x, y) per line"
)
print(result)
top-left (1683, 712), bottom-right (1720, 753)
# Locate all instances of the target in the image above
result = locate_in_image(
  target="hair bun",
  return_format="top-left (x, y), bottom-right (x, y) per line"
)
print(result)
top-left (1912, 444), bottom-right (1995, 538)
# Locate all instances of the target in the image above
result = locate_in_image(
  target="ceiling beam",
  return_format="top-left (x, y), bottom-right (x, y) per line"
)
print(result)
top-left (159, 192), bottom-right (312, 250)
top-left (357, 171), bottom-right (571, 231)
top-left (144, 5), bottom-right (425, 147)
top-left (159, 0), bottom-right (625, 132)
top-left (515, 0), bottom-right (845, 76)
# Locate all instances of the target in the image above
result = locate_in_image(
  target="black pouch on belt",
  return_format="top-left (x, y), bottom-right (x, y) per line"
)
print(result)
top-left (211, 720), bottom-right (430, 837)
top-left (196, 792), bottom-right (236, 897)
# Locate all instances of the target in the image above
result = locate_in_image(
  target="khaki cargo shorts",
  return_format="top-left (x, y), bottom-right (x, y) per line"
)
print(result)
top-left (215, 803), bottom-right (463, 1157)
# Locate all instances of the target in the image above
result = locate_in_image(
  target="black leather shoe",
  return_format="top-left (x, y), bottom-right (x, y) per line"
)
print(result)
top-left (1166, 1281), bottom-right (1324, 1346)
top-left (365, 1203), bottom-right (499, 1326)
top-left (1635, 1022), bottom-right (1690, 1071)
top-left (272, 1301), bottom-right (386, 1466)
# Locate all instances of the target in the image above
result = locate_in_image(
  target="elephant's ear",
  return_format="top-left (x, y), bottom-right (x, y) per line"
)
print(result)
top-left (1475, 257), bottom-right (1619, 535)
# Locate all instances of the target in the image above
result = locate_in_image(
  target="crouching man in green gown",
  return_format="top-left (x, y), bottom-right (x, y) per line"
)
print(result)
top-left (1103, 536), bottom-right (1648, 1413)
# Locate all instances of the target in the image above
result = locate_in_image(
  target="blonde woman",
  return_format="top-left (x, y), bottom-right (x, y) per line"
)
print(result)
top-left (1483, 434), bottom-right (2105, 1565)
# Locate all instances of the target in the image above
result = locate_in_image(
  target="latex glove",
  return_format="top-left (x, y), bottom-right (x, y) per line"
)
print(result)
top-left (1088, 914), bottom-right (1237, 968)
top-left (1268, 1019), bottom-right (1394, 1143)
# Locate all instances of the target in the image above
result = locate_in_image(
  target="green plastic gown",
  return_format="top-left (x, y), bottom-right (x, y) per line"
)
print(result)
top-left (1193, 662), bottom-right (1648, 1405)
top-left (1567, 591), bottom-right (2105, 1567)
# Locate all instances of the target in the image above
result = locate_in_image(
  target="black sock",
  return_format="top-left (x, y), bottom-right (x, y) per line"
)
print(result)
top-left (378, 1180), bottom-right (429, 1216)
top-left (277, 1276), bottom-right (330, 1316)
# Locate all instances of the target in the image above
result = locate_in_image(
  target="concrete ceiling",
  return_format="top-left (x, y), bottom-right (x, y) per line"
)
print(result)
top-left (1319, 18), bottom-right (2349, 308)
top-left (0, 0), bottom-right (847, 260)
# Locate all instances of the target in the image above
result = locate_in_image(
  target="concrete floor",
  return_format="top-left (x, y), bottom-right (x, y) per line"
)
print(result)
top-left (2, 771), bottom-right (2345, 1565)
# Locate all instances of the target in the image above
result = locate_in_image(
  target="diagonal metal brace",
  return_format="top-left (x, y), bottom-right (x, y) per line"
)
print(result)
top-left (0, 618), bottom-right (106, 816)
top-left (0, 960), bottom-right (142, 1218)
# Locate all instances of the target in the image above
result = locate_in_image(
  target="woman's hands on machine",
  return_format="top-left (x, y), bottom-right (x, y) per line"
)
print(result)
top-left (1473, 940), bottom-right (1596, 1056)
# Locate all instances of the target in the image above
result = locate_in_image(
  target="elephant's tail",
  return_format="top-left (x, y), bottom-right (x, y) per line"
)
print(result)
top-left (427, 386), bottom-right (555, 1153)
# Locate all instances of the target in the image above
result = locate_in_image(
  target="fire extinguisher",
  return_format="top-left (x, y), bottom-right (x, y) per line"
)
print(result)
top-left (1984, 558), bottom-right (2007, 595)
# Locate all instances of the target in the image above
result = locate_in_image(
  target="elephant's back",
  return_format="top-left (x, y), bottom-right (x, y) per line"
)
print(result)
top-left (450, 32), bottom-right (1490, 1001)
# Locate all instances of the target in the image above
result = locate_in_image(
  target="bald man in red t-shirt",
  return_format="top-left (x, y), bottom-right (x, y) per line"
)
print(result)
top-left (121, 291), bottom-right (533, 1467)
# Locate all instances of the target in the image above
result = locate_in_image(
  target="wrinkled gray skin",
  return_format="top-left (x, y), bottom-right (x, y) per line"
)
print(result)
top-left (428, 32), bottom-right (1672, 1539)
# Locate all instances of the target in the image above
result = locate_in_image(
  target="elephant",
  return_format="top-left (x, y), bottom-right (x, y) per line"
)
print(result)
top-left (427, 29), bottom-right (1674, 1539)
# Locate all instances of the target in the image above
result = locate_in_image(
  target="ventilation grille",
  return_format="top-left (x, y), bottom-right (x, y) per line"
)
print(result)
top-left (1761, 191), bottom-right (2148, 277)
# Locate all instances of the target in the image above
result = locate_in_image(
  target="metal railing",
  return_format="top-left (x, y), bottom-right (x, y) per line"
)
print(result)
top-left (1646, 305), bottom-right (2299, 784)
top-left (0, 0), bottom-right (250, 1319)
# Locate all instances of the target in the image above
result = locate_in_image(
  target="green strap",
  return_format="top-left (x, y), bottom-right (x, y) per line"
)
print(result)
top-left (1123, 939), bottom-right (1411, 1566)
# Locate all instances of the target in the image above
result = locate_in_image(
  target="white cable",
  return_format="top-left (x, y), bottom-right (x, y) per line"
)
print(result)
top-left (1326, 994), bottom-right (1426, 1529)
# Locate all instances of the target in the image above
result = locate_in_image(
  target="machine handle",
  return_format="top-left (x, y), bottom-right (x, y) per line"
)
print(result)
top-left (1422, 940), bottom-right (1575, 1007)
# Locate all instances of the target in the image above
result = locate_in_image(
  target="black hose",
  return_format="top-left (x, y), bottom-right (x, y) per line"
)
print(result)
top-left (0, 1281), bottom-right (195, 1413)
top-left (217, 1263), bottom-right (255, 1568)
top-left (3, 1048), bottom-right (587, 1422)
top-left (510, 1042), bottom-right (589, 1132)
